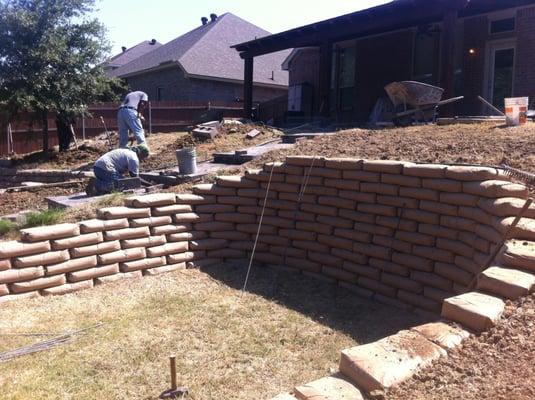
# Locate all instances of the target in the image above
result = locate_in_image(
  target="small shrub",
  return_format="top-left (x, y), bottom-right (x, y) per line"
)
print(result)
top-left (0, 219), bottom-right (16, 235)
top-left (23, 209), bottom-right (65, 228)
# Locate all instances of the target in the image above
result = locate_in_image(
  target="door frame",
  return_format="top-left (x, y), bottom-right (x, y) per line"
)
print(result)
top-left (483, 38), bottom-right (517, 106)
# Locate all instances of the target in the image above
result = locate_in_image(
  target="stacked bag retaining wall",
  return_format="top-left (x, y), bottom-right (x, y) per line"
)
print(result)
top-left (0, 156), bottom-right (531, 312)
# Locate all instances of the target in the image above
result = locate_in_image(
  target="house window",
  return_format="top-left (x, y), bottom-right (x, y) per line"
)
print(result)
top-left (490, 17), bottom-right (515, 34)
top-left (413, 25), bottom-right (440, 84)
top-left (157, 87), bottom-right (164, 101)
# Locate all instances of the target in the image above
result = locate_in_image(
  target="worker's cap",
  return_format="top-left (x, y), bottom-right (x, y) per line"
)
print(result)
top-left (134, 144), bottom-right (150, 157)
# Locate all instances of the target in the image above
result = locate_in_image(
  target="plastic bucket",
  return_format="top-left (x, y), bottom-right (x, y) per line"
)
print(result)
top-left (176, 147), bottom-right (197, 175)
top-left (505, 97), bottom-right (529, 126)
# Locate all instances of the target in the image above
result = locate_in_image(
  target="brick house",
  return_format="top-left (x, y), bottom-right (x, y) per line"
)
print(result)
top-left (110, 13), bottom-right (290, 104)
top-left (233, 0), bottom-right (535, 123)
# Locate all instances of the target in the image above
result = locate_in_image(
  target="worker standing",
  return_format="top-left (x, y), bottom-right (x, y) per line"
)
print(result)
top-left (117, 91), bottom-right (148, 148)
top-left (88, 145), bottom-right (150, 195)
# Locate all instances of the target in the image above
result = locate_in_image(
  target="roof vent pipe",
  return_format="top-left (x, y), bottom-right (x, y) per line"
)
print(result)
top-left (150, 39), bottom-right (156, 45)
top-left (201, 17), bottom-right (208, 25)
top-left (121, 46), bottom-right (127, 52)
top-left (210, 13), bottom-right (218, 22)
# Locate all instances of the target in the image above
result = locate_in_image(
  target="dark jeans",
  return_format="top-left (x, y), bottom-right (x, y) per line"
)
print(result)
top-left (93, 166), bottom-right (122, 193)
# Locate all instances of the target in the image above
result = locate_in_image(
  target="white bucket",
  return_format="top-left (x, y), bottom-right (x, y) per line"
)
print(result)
top-left (504, 97), bottom-right (529, 126)
top-left (176, 147), bottom-right (197, 175)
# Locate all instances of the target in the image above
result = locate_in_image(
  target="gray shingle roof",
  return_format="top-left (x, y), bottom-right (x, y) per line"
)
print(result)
top-left (110, 13), bottom-right (290, 87)
top-left (106, 40), bottom-right (162, 68)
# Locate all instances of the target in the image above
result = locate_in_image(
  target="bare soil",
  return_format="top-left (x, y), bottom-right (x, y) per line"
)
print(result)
top-left (387, 294), bottom-right (535, 400)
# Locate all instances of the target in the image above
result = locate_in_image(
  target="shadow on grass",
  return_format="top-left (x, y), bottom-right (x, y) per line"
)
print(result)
top-left (201, 262), bottom-right (435, 345)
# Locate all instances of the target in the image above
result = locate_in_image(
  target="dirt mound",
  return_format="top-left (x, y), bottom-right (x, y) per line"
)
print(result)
top-left (12, 144), bottom-right (106, 170)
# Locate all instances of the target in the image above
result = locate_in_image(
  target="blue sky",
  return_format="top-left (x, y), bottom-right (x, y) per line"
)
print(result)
top-left (93, 0), bottom-right (391, 56)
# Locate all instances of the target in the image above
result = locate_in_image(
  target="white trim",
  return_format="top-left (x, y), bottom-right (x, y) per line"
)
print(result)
top-left (483, 38), bottom-right (517, 105)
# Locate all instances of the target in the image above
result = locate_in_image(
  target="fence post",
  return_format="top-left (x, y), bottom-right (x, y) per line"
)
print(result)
top-left (149, 101), bottom-right (152, 135)
top-left (7, 123), bottom-right (13, 155)
top-left (82, 115), bottom-right (86, 141)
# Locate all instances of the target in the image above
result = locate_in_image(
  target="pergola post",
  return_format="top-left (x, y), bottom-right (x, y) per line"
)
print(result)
top-left (440, 7), bottom-right (458, 100)
top-left (318, 42), bottom-right (333, 118)
top-left (243, 57), bottom-right (254, 119)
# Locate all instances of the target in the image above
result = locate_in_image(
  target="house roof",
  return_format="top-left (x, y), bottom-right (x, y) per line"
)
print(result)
top-left (105, 40), bottom-right (162, 69)
top-left (233, 0), bottom-right (535, 58)
top-left (110, 13), bottom-right (290, 87)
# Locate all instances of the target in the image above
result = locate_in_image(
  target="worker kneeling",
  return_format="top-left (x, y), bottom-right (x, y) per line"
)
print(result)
top-left (88, 145), bottom-right (150, 195)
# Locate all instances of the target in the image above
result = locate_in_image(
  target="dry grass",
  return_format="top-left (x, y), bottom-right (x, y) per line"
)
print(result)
top-left (0, 264), bottom-right (425, 399)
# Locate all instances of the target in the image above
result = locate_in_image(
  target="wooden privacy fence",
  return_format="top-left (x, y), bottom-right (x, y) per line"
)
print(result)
top-left (0, 100), bottom-right (246, 157)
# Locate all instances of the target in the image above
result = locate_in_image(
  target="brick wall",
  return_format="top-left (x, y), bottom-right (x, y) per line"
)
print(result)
top-left (515, 6), bottom-right (535, 107)
top-left (288, 48), bottom-right (320, 112)
top-left (2, 157), bottom-right (530, 314)
top-left (125, 66), bottom-right (287, 104)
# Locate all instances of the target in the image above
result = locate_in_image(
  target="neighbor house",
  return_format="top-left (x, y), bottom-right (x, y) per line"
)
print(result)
top-left (103, 39), bottom-right (162, 76)
top-left (110, 13), bottom-right (290, 104)
top-left (232, 0), bottom-right (535, 123)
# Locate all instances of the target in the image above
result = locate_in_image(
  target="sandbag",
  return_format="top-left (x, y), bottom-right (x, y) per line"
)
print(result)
top-left (70, 241), bottom-right (121, 258)
top-left (0, 241), bottom-right (50, 259)
top-left (124, 193), bottom-right (176, 208)
top-left (79, 218), bottom-right (129, 233)
top-left (14, 250), bottom-right (69, 268)
top-left (97, 206), bottom-right (150, 220)
top-left (46, 256), bottom-right (97, 275)
top-left (67, 264), bottom-right (119, 282)
top-left (120, 256), bottom-right (166, 272)
top-left (42, 280), bottom-right (93, 296)
top-left (121, 235), bottom-right (166, 249)
top-left (146, 242), bottom-right (189, 257)
top-left (20, 223), bottom-right (79, 242)
top-left (10, 274), bottom-right (66, 293)
top-left (0, 266), bottom-right (44, 284)
top-left (103, 227), bottom-right (150, 241)
top-left (51, 232), bottom-right (103, 250)
top-left (97, 248), bottom-right (146, 264)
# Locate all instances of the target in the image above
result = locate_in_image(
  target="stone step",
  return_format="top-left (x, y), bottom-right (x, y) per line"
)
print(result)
top-left (410, 321), bottom-right (470, 350)
top-left (294, 374), bottom-right (364, 400)
top-left (441, 291), bottom-right (504, 332)
top-left (478, 265), bottom-right (535, 299)
top-left (339, 330), bottom-right (445, 393)
top-left (500, 240), bottom-right (535, 272)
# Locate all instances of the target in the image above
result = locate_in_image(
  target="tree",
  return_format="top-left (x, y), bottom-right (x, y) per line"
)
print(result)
top-left (0, 0), bottom-right (125, 150)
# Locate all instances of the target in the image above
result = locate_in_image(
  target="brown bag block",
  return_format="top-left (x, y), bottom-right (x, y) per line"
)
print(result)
top-left (258, 234), bottom-right (288, 246)
top-left (353, 242), bottom-right (391, 260)
top-left (217, 196), bottom-right (258, 206)
top-left (0, 266), bottom-right (44, 284)
top-left (278, 192), bottom-right (317, 205)
top-left (245, 170), bottom-right (285, 183)
top-left (285, 155), bottom-right (325, 167)
top-left (175, 193), bottom-right (216, 205)
top-left (209, 231), bottom-right (249, 241)
top-left (338, 190), bottom-right (376, 204)
top-left (239, 206), bottom-right (278, 216)
top-left (398, 290), bottom-right (441, 313)
top-left (475, 224), bottom-right (502, 243)
top-left (253, 252), bottom-right (283, 265)
top-left (395, 231), bottom-right (435, 246)
top-left (189, 239), bottom-right (227, 251)
top-left (187, 259), bottom-right (221, 268)
top-left (392, 252), bottom-right (433, 272)
top-left (436, 238), bottom-right (474, 258)
top-left (413, 245), bottom-right (455, 263)
top-left (318, 234), bottom-right (354, 250)
top-left (307, 251), bottom-right (342, 267)
top-left (146, 242), bottom-right (188, 257)
top-left (494, 217), bottom-right (535, 241)
top-left (339, 281), bottom-right (374, 298)
top-left (478, 197), bottom-right (535, 218)
top-left (152, 204), bottom-right (193, 216)
top-left (369, 258), bottom-right (409, 276)
top-left (229, 242), bottom-right (268, 252)
top-left (70, 240), bottom-right (120, 258)
top-left (130, 216), bottom-right (172, 228)
top-left (318, 196), bottom-right (355, 210)
top-left (285, 257), bottom-right (321, 272)
top-left (278, 210), bottom-right (315, 222)
top-left (454, 255), bottom-right (480, 274)
top-left (236, 223), bottom-right (277, 235)
top-left (373, 235), bottom-right (412, 254)
top-left (46, 255), bottom-right (97, 275)
top-left (97, 206), bottom-right (150, 220)
top-left (322, 266), bottom-right (358, 283)
top-left (381, 272), bottom-right (422, 293)
top-left (403, 163), bottom-right (447, 178)
top-left (338, 209), bottom-right (375, 224)
top-left (51, 232), bottom-right (103, 250)
top-left (0, 259), bottom-right (11, 271)
top-left (261, 216), bottom-right (294, 229)
top-left (0, 284), bottom-right (9, 296)
top-left (98, 247), bottom-right (146, 264)
top-left (420, 200), bottom-right (457, 217)
top-left (317, 216), bottom-right (353, 229)
top-left (343, 260), bottom-right (380, 279)
top-left (440, 193), bottom-right (479, 207)
top-left (195, 204), bottom-right (235, 214)
top-left (323, 178), bottom-right (359, 190)
top-left (261, 182), bottom-right (301, 193)
top-left (0, 241), bottom-right (50, 259)
top-left (193, 183), bottom-right (236, 196)
top-left (206, 249), bottom-right (246, 259)
top-left (42, 280), bottom-right (94, 296)
top-left (411, 270), bottom-right (452, 291)
top-left (423, 286), bottom-right (454, 303)
top-left (14, 250), bottom-right (69, 268)
top-left (403, 209), bottom-right (440, 225)
top-left (418, 224), bottom-right (458, 240)
top-left (457, 231), bottom-right (489, 253)
top-left (167, 252), bottom-right (195, 264)
top-left (463, 180), bottom-right (528, 198)
top-left (361, 182), bottom-right (398, 196)
top-left (381, 173), bottom-right (421, 188)
top-left (358, 276), bottom-right (397, 297)
top-left (324, 158), bottom-right (363, 170)
top-left (260, 199), bottom-right (298, 211)
top-left (237, 188), bottom-right (277, 199)
top-left (330, 249), bottom-right (367, 268)
top-left (354, 222), bottom-right (393, 236)
top-left (334, 228), bottom-right (371, 244)
top-left (343, 170), bottom-right (380, 182)
top-left (377, 195), bottom-right (418, 209)
top-left (376, 216), bottom-right (418, 232)
top-left (151, 224), bottom-right (191, 236)
top-left (79, 218), bottom-right (129, 233)
top-left (67, 264), bottom-right (119, 282)
top-left (363, 160), bottom-right (405, 174)
top-left (172, 213), bottom-right (202, 223)
top-left (104, 227), bottom-right (150, 241)
top-left (301, 185), bottom-right (338, 196)
top-left (445, 165), bottom-right (500, 181)
top-left (399, 187), bottom-right (439, 201)
top-left (286, 174), bottom-right (323, 186)
top-left (195, 221), bottom-right (235, 231)
top-left (441, 292), bottom-right (504, 332)
top-left (124, 193), bottom-right (176, 208)
top-left (95, 271), bottom-right (143, 284)
top-left (440, 215), bottom-right (476, 232)
top-left (422, 179), bottom-right (462, 192)
top-left (263, 161), bottom-right (305, 175)
top-left (279, 229), bottom-right (316, 241)
top-left (300, 203), bottom-right (338, 217)
top-left (121, 235), bottom-right (166, 249)
top-left (169, 232), bottom-right (207, 241)
top-left (308, 167), bottom-right (341, 179)
top-left (293, 240), bottom-right (330, 253)
top-left (10, 274), bottom-right (66, 293)
top-left (143, 263), bottom-right (186, 276)
top-left (120, 256), bottom-right (166, 272)
top-left (269, 245), bottom-right (306, 258)
top-left (216, 175), bottom-right (258, 188)
top-left (357, 203), bottom-right (397, 217)
top-left (20, 223), bottom-right (79, 243)
top-left (215, 213), bottom-right (257, 224)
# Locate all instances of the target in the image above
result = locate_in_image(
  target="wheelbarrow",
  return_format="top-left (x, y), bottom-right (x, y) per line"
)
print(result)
top-left (384, 81), bottom-right (464, 127)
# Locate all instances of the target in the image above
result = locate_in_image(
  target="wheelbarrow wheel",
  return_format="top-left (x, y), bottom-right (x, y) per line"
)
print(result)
top-left (393, 115), bottom-right (413, 127)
